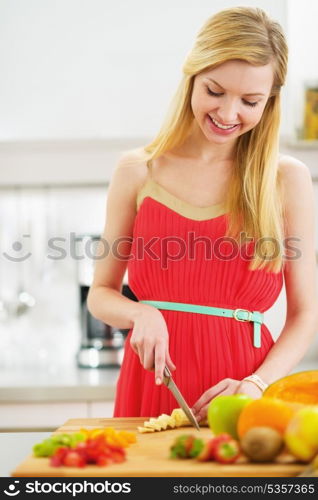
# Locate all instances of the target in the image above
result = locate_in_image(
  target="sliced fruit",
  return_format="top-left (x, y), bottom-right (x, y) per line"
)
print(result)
top-left (213, 438), bottom-right (240, 464)
top-left (263, 370), bottom-right (318, 405)
top-left (63, 451), bottom-right (86, 468)
top-left (138, 408), bottom-right (191, 433)
top-left (197, 439), bottom-right (215, 462)
top-left (170, 434), bottom-right (204, 459)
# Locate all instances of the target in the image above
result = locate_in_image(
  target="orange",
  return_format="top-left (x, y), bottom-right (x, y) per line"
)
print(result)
top-left (237, 397), bottom-right (299, 438)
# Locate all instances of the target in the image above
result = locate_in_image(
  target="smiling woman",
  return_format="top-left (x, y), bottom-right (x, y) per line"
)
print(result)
top-left (87, 6), bottom-right (318, 421)
top-left (192, 60), bottom-right (274, 138)
top-left (140, 7), bottom-right (289, 274)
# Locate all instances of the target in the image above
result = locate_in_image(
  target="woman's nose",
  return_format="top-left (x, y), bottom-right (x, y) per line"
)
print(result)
top-left (216, 99), bottom-right (239, 124)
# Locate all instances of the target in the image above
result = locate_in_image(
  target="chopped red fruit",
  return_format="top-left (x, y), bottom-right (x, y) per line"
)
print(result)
top-left (50, 434), bottom-right (127, 468)
top-left (197, 439), bottom-right (215, 462)
top-left (63, 451), bottom-right (86, 468)
top-left (213, 438), bottom-right (240, 464)
top-left (96, 455), bottom-right (113, 467)
top-left (209, 433), bottom-right (233, 458)
top-left (49, 447), bottom-right (69, 467)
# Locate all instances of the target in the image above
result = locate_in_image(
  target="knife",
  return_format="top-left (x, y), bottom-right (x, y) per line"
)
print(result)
top-left (162, 365), bottom-right (200, 431)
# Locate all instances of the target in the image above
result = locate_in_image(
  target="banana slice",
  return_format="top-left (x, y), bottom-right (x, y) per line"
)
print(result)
top-left (137, 426), bottom-right (155, 433)
top-left (157, 414), bottom-right (170, 430)
top-left (137, 408), bottom-right (191, 433)
top-left (171, 408), bottom-right (190, 427)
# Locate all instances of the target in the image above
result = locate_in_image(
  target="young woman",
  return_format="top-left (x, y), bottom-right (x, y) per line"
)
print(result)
top-left (87, 7), bottom-right (318, 422)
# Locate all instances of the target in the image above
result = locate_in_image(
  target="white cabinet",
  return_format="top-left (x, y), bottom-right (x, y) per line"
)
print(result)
top-left (0, 138), bottom-right (145, 186)
top-left (0, 401), bottom-right (114, 431)
top-left (88, 401), bottom-right (114, 418)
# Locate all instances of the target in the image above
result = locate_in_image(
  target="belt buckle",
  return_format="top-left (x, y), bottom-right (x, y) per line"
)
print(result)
top-left (233, 308), bottom-right (253, 322)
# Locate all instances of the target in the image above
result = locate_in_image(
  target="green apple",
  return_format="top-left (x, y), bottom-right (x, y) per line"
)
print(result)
top-left (284, 406), bottom-right (318, 462)
top-left (208, 394), bottom-right (253, 439)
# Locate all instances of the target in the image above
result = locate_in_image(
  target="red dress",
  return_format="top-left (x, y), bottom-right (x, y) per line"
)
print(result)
top-left (113, 171), bottom-right (283, 417)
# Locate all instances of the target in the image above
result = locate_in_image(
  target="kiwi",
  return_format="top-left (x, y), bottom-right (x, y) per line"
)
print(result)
top-left (240, 427), bottom-right (284, 462)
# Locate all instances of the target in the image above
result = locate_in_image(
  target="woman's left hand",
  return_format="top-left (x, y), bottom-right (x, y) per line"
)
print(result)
top-left (191, 378), bottom-right (262, 423)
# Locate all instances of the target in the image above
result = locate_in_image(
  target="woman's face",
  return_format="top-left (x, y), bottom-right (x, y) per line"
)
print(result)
top-left (191, 59), bottom-right (274, 145)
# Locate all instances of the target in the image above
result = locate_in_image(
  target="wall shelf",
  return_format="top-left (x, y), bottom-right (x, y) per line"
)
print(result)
top-left (283, 139), bottom-right (318, 150)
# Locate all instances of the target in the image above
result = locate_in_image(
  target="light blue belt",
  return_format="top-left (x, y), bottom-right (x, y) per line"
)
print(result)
top-left (139, 300), bottom-right (263, 348)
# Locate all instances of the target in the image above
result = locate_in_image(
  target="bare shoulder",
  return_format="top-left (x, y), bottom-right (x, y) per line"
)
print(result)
top-left (278, 154), bottom-right (313, 207)
top-left (107, 147), bottom-right (149, 210)
top-left (278, 154), bottom-right (311, 182)
top-left (114, 147), bottom-right (149, 187)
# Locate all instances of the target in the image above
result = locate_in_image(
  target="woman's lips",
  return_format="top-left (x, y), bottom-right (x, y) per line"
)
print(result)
top-left (206, 115), bottom-right (240, 135)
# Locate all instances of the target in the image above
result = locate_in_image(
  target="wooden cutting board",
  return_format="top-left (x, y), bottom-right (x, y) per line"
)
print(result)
top-left (12, 417), bottom-right (307, 477)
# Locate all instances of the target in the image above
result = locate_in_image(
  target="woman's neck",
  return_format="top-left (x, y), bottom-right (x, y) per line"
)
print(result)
top-left (175, 120), bottom-right (237, 164)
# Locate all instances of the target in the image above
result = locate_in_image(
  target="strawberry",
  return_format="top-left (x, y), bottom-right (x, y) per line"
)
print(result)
top-left (209, 433), bottom-right (233, 458)
top-left (96, 454), bottom-right (113, 467)
top-left (197, 439), bottom-right (215, 461)
top-left (213, 438), bottom-right (240, 464)
top-left (170, 434), bottom-right (204, 459)
top-left (50, 433), bottom-right (127, 468)
top-left (50, 446), bottom-right (69, 467)
top-left (63, 451), bottom-right (86, 468)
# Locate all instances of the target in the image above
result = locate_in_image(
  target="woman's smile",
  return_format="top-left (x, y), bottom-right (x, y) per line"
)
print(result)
top-left (207, 114), bottom-right (241, 135)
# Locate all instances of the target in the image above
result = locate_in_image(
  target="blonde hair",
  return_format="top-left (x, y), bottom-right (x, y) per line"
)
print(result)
top-left (140, 6), bottom-right (289, 273)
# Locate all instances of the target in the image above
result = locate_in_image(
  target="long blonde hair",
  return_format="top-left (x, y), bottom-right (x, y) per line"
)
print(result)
top-left (140, 6), bottom-right (289, 273)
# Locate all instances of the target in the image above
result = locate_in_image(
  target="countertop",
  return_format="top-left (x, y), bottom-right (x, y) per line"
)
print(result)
top-left (0, 360), bottom-right (317, 403)
top-left (0, 432), bottom-right (51, 477)
top-left (11, 419), bottom-right (307, 478)
top-left (0, 365), bottom-right (120, 402)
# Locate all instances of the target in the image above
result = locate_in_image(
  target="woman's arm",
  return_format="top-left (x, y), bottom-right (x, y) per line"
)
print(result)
top-left (87, 149), bottom-right (148, 328)
top-left (252, 156), bottom-right (318, 384)
top-left (87, 149), bottom-right (176, 381)
top-left (192, 156), bottom-right (318, 421)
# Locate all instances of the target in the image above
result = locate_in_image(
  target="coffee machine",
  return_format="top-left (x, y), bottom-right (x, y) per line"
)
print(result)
top-left (75, 234), bottom-right (138, 368)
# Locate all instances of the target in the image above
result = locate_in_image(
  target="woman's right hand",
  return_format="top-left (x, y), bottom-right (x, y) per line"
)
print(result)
top-left (130, 305), bottom-right (176, 385)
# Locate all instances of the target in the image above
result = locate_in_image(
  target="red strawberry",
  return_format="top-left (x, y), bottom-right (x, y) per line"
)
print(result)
top-left (213, 439), bottom-right (240, 464)
top-left (50, 446), bottom-right (69, 467)
top-left (111, 450), bottom-right (126, 463)
top-left (209, 433), bottom-right (233, 459)
top-left (63, 450), bottom-right (86, 468)
top-left (96, 454), bottom-right (113, 466)
top-left (197, 439), bottom-right (215, 461)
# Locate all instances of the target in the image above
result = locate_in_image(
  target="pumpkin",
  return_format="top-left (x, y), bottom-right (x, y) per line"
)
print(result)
top-left (263, 370), bottom-right (318, 405)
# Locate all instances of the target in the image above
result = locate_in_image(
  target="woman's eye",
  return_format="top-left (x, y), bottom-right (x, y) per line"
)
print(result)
top-left (243, 100), bottom-right (258, 107)
top-left (206, 87), bottom-right (258, 108)
top-left (207, 88), bottom-right (223, 97)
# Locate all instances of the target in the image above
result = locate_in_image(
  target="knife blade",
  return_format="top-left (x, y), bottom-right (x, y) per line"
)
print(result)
top-left (162, 365), bottom-right (200, 431)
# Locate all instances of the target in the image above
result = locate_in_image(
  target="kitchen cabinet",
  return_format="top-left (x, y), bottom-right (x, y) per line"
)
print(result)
top-left (0, 137), bottom-right (317, 186)
top-left (0, 401), bottom-right (114, 431)
top-left (0, 138), bottom-right (146, 186)
top-left (0, 365), bottom-right (118, 430)
top-left (88, 401), bottom-right (115, 418)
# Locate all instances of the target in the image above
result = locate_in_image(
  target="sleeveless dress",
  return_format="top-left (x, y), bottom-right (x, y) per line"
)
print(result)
top-left (113, 162), bottom-right (283, 417)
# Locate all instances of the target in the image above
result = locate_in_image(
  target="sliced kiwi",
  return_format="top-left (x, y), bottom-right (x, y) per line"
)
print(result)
top-left (241, 427), bottom-right (284, 462)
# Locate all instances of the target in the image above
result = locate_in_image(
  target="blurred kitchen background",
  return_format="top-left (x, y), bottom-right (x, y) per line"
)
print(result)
top-left (0, 0), bottom-right (317, 431)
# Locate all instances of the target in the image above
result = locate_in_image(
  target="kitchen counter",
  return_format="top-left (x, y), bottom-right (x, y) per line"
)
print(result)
top-left (0, 365), bottom-right (120, 402)
top-left (0, 360), bottom-right (317, 403)
top-left (0, 432), bottom-right (51, 477)
top-left (11, 418), bottom-right (307, 477)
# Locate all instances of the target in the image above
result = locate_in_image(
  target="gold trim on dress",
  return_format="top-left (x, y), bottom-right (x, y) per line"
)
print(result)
top-left (136, 175), bottom-right (228, 221)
